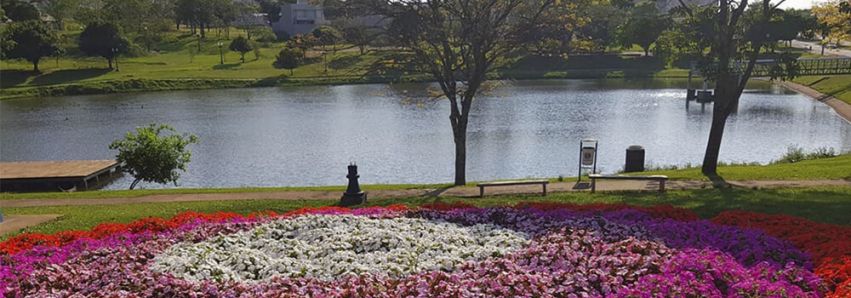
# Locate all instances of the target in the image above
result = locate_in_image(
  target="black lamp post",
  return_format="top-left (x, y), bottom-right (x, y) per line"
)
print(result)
top-left (341, 163), bottom-right (366, 206)
top-left (218, 41), bottom-right (224, 65)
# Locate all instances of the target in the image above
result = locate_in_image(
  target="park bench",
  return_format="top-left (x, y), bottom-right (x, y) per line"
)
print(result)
top-left (588, 174), bottom-right (669, 193)
top-left (477, 180), bottom-right (549, 198)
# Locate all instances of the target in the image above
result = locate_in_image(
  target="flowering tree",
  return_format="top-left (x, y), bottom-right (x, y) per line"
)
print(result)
top-left (109, 124), bottom-right (198, 189)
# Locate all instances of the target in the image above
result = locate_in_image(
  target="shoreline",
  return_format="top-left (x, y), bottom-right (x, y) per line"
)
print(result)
top-left (780, 80), bottom-right (851, 123)
top-left (0, 70), bottom-right (693, 101)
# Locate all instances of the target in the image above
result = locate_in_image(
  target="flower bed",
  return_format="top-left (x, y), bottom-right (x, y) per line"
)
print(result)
top-left (0, 203), bottom-right (845, 297)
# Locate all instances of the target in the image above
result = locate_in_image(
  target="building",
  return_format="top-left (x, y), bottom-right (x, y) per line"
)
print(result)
top-left (271, 0), bottom-right (329, 37)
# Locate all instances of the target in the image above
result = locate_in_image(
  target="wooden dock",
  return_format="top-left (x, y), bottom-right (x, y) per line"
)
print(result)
top-left (0, 160), bottom-right (119, 192)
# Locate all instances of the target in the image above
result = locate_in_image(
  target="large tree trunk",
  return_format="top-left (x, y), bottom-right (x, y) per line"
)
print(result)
top-left (453, 132), bottom-right (467, 186)
top-left (702, 107), bottom-right (729, 176)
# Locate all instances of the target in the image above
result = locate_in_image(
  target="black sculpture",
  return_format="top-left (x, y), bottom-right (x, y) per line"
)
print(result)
top-left (341, 163), bottom-right (367, 206)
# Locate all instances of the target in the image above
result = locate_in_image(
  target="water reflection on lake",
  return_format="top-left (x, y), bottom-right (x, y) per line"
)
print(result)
top-left (1, 79), bottom-right (849, 189)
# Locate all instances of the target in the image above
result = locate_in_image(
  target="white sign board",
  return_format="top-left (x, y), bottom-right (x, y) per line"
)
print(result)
top-left (581, 147), bottom-right (596, 167)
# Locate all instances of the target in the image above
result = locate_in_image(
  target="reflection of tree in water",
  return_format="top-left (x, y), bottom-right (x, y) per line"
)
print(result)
top-left (379, 81), bottom-right (511, 109)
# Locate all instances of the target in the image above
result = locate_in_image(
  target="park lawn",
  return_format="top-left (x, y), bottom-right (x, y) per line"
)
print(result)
top-left (640, 154), bottom-right (851, 181)
top-left (3, 186), bottom-right (850, 240)
top-left (793, 75), bottom-right (851, 104)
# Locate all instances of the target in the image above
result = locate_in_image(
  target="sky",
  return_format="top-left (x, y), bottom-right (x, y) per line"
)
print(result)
top-left (777, 0), bottom-right (822, 9)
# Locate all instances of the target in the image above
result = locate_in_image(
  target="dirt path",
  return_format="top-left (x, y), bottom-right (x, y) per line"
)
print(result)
top-left (781, 81), bottom-right (851, 123)
top-left (2, 179), bottom-right (849, 208)
top-left (0, 215), bottom-right (61, 234)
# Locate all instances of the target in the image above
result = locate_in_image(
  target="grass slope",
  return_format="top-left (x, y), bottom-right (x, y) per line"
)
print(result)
top-left (793, 75), bottom-right (851, 104)
top-left (640, 154), bottom-right (851, 181)
top-left (3, 186), bottom-right (850, 240)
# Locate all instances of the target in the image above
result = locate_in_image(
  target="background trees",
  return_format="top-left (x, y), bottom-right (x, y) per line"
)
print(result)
top-left (78, 22), bottom-right (129, 69)
top-left (229, 36), bottom-right (254, 62)
top-left (3, 20), bottom-right (61, 72)
top-left (812, 0), bottom-right (851, 50)
top-left (618, 3), bottom-right (671, 56)
top-left (110, 124), bottom-right (198, 190)
top-left (274, 46), bottom-right (303, 75)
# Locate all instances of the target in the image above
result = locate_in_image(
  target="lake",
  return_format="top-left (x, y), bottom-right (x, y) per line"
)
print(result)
top-left (1, 79), bottom-right (849, 189)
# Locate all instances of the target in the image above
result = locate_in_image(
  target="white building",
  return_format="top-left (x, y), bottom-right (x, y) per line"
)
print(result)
top-left (271, 0), bottom-right (329, 37)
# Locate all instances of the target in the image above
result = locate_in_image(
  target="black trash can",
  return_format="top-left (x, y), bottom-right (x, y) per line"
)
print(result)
top-left (625, 145), bottom-right (645, 172)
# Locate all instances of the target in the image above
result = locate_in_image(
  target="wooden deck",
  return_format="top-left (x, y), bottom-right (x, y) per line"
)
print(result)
top-left (0, 160), bottom-right (118, 179)
top-left (0, 160), bottom-right (119, 192)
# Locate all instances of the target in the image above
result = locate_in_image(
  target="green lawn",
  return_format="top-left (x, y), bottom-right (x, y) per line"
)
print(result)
top-left (3, 186), bottom-right (850, 240)
top-left (640, 154), bottom-right (851, 181)
top-left (793, 75), bottom-right (851, 104)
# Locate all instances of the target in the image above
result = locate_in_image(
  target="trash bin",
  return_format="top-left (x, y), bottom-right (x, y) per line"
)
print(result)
top-left (625, 145), bottom-right (645, 172)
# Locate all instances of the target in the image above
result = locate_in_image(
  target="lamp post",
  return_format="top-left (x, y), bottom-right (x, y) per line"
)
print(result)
top-left (112, 48), bottom-right (119, 72)
top-left (218, 41), bottom-right (224, 65)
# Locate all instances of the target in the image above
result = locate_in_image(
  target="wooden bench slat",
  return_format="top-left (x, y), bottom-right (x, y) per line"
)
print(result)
top-left (477, 180), bottom-right (548, 197)
top-left (588, 174), bottom-right (668, 193)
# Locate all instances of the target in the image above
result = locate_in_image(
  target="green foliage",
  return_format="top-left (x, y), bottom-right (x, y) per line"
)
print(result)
top-left (229, 36), bottom-right (254, 62)
top-left (618, 3), bottom-right (671, 56)
top-left (774, 146), bottom-right (838, 164)
top-left (273, 46), bottom-right (304, 75)
top-left (2, 20), bottom-right (62, 72)
top-left (0, 0), bottom-right (39, 21)
top-left (78, 21), bottom-right (130, 69)
top-left (109, 124), bottom-right (199, 190)
top-left (312, 25), bottom-right (342, 49)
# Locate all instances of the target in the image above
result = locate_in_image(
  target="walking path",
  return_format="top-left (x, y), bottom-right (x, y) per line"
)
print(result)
top-left (2, 179), bottom-right (849, 208)
top-left (790, 40), bottom-right (851, 58)
top-left (0, 215), bottom-right (61, 234)
top-left (780, 80), bottom-right (851, 123)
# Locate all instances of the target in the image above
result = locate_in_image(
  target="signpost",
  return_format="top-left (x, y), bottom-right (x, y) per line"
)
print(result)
top-left (577, 139), bottom-right (598, 183)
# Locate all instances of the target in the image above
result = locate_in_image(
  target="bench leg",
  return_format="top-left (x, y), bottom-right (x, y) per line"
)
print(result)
top-left (542, 184), bottom-right (547, 196)
top-left (659, 180), bottom-right (666, 192)
top-left (591, 179), bottom-right (596, 193)
top-left (479, 186), bottom-right (484, 198)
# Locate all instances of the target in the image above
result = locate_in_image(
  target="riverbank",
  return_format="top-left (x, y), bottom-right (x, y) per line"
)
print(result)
top-left (0, 68), bottom-right (692, 100)
top-left (784, 76), bottom-right (851, 123)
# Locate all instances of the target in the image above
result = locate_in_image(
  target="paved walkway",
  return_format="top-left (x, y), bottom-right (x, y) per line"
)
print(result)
top-left (781, 81), bottom-right (851, 123)
top-left (790, 40), bottom-right (851, 58)
top-left (2, 179), bottom-right (849, 208)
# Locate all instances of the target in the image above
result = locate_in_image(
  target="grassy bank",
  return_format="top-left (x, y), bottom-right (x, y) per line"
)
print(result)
top-left (640, 154), bottom-right (851, 181)
top-left (793, 75), bottom-right (851, 104)
top-left (2, 154), bottom-right (848, 202)
top-left (1, 30), bottom-right (698, 100)
top-left (3, 186), bottom-right (850, 239)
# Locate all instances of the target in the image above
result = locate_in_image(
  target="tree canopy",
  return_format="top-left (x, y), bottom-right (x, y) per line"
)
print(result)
top-left (78, 21), bottom-right (130, 69)
top-left (109, 124), bottom-right (199, 190)
top-left (229, 36), bottom-right (254, 62)
top-left (273, 46), bottom-right (303, 75)
top-left (3, 20), bottom-right (62, 72)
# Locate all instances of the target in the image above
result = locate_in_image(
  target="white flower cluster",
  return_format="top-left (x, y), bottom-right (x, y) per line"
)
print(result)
top-left (151, 215), bottom-right (529, 282)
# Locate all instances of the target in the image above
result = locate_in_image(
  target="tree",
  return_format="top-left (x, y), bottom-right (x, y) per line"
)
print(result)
top-left (35, 0), bottom-right (80, 30)
top-left (290, 33), bottom-right (318, 58)
top-left (273, 46), bottom-right (303, 75)
top-left (3, 21), bottom-right (62, 73)
top-left (812, 0), bottom-right (851, 50)
top-left (677, 0), bottom-right (794, 177)
top-left (110, 124), bottom-right (199, 190)
top-left (369, 0), bottom-right (556, 186)
top-left (312, 25), bottom-right (342, 52)
top-left (341, 23), bottom-right (371, 55)
top-left (78, 21), bottom-right (130, 69)
top-left (0, 0), bottom-right (39, 21)
top-left (229, 36), bottom-right (254, 62)
top-left (619, 3), bottom-right (671, 56)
